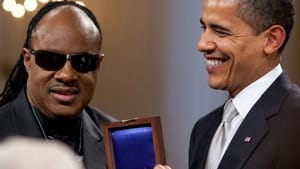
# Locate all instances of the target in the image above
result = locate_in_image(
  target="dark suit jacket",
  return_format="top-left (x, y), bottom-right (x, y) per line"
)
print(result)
top-left (189, 73), bottom-right (300, 169)
top-left (0, 89), bottom-right (116, 169)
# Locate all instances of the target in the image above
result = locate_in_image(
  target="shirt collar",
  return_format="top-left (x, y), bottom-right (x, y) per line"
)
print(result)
top-left (232, 64), bottom-right (283, 119)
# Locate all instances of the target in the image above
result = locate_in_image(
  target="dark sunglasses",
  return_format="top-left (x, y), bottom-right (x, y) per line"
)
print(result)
top-left (29, 49), bottom-right (103, 73)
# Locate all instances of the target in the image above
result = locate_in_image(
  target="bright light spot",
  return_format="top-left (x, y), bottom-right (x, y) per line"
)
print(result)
top-left (75, 1), bottom-right (85, 6)
top-left (2, 0), bottom-right (85, 18)
top-left (11, 3), bottom-right (25, 18)
top-left (2, 0), bottom-right (16, 12)
top-left (24, 0), bottom-right (38, 12)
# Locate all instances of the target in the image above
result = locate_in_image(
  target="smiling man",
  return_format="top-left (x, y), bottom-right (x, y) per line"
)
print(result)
top-left (190, 0), bottom-right (300, 169)
top-left (156, 0), bottom-right (299, 169)
top-left (0, 1), bottom-right (114, 169)
top-left (199, 0), bottom-right (283, 98)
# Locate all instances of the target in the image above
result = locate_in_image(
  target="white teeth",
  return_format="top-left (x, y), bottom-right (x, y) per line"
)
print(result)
top-left (207, 59), bottom-right (223, 66)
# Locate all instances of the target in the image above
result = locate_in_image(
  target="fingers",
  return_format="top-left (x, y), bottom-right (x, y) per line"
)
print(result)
top-left (154, 164), bottom-right (172, 169)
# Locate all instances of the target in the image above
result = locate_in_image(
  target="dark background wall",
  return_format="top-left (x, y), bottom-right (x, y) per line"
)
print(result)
top-left (0, 1), bottom-right (299, 168)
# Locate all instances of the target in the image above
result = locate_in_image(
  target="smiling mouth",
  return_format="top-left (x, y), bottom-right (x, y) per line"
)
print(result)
top-left (51, 88), bottom-right (79, 95)
top-left (50, 87), bottom-right (80, 103)
top-left (206, 59), bottom-right (226, 66)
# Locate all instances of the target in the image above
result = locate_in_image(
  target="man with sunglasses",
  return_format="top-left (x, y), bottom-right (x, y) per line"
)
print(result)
top-left (0, 1), bottom-right (115, 169)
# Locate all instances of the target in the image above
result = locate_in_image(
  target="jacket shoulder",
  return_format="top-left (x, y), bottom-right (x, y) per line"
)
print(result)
top-left (85, 106), bottom-right (117, 124)
top-left (0, 102), bottom-right (17, 140)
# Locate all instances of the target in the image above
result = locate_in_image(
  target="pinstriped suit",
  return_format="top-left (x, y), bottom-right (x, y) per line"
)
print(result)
top-left (189, 73), bottom-right (300, 169)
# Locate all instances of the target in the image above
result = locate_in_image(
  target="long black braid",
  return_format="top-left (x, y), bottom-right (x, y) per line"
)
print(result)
top-left (0, 1), bottom-right (102, 106)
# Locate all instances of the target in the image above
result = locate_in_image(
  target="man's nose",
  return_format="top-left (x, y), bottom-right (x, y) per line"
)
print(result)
top-left (197, 32), bottom-right (216, 52)
top-left (54, 60), bottom-right (78, 83)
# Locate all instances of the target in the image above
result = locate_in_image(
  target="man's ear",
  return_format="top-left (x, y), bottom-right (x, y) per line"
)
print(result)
top-left (22, 48), bottom-right (32, 73)
top-left (263, 25), bottom-right (286, 55)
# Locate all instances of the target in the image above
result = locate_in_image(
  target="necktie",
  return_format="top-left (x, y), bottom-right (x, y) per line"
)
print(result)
top-left (205, 100), bottom-right (238, 169)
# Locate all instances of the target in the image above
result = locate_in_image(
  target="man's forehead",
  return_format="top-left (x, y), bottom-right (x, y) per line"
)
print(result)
top-left (204, 0), bottom-right (238, 7)
top-left (33, 5), bottom-right (97, 36)
top-left (30, 5), bottom-right (100, 52)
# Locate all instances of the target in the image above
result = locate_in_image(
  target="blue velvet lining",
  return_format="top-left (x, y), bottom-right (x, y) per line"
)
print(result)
top-left (111, 126), bottom-right (155, 169)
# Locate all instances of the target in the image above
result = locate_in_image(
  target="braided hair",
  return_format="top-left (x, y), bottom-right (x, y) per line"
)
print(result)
top-left (0, 1), bottom-right (102, 106)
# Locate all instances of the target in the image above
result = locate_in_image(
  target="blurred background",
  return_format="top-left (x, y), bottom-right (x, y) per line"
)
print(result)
top-left (0, 0), bottom-right (299, 168)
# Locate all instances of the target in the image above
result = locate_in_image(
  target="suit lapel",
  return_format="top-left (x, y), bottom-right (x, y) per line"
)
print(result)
top-left (218, 105), bottom-right (269, 169)
top-left (11, 89), bottom-right (44, 138)
top-left (190, 107), bottom-right (223, 169)
top-left (219, 73), bottom-right (291, 169)
top-left (82, 111), bottom-right (107, 169)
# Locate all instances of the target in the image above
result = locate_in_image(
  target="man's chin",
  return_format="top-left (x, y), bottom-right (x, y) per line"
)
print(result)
top-left (208, 83), bottom-right (223, 90)
top-left (48, 106), bottom-right (82, 119)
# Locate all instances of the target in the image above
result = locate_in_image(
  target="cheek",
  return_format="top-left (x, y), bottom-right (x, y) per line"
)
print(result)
top-left (26, 64), bottom-right (53, 90)
top-left (80, 72), bottom-right (98, 98)
top-left (216, 40), bottom-right (244, 83)
top-left (26, 69), bottom-right (54, 107)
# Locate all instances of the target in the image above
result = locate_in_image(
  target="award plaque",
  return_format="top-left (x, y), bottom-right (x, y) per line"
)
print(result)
top-left (102, 116), bottom-right (166, 169)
